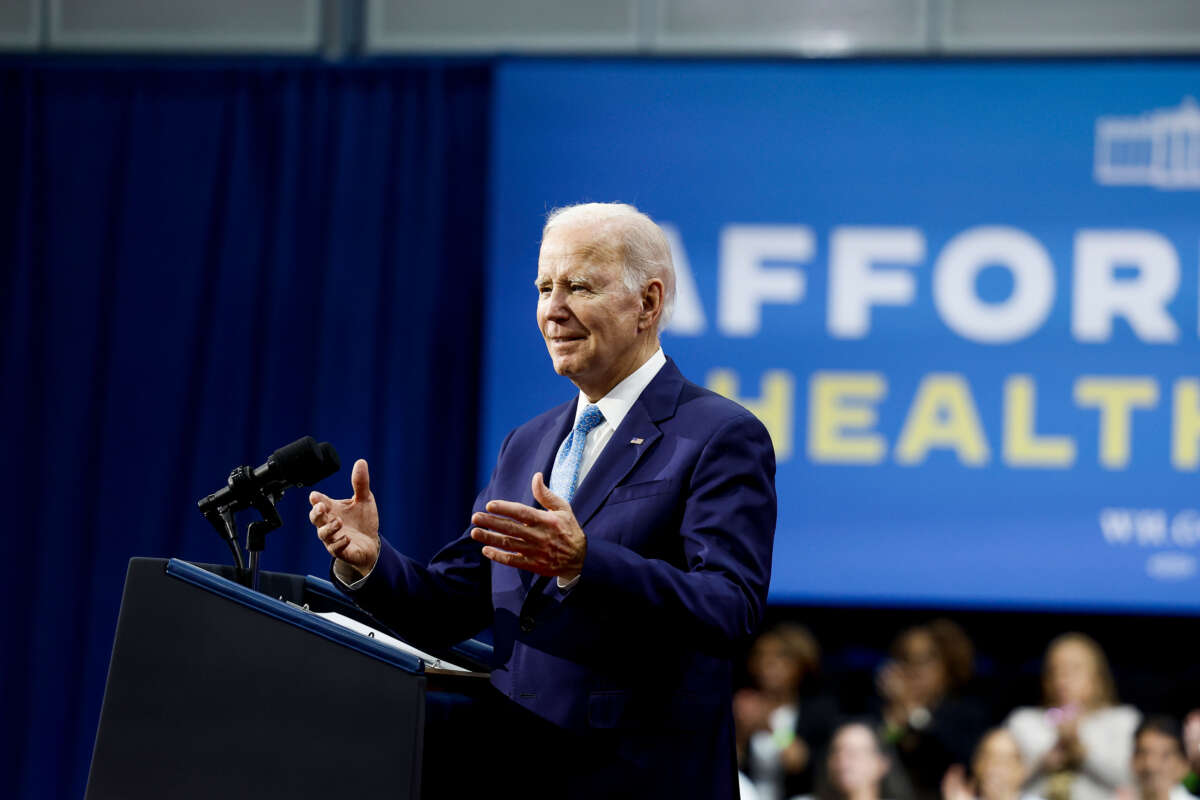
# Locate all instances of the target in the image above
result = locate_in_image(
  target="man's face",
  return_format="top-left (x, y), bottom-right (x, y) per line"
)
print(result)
top-left (1133, 729), bottom-right (1188, 800)
top-left (536, 222), bottom-right (646, 397)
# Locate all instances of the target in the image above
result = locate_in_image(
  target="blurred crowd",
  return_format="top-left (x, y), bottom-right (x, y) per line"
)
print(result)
top-left (734, 622), bottom-right (1200, 800)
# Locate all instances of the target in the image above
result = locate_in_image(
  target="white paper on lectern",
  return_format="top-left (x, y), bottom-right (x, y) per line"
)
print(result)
top-left (313, 610), bottom-right (469, 672)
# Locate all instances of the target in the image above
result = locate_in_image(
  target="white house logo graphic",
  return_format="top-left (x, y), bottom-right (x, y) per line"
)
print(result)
top-left (1095, 97), bottom-right (1200, 189)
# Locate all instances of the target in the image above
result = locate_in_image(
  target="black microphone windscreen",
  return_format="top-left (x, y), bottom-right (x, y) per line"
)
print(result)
top-left (318, 441), bottom-right (341, 476)
top-left (269, 436), bottom-right (333, 486)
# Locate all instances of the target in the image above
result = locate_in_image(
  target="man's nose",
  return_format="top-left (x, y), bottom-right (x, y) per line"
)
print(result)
top-left (545, 286), bottom-right (571, 319)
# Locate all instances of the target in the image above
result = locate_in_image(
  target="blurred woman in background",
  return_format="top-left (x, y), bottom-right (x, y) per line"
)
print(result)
top-left (735, 624), bottom-right (840, 800)
top-left (942, 728), bottom-right (1044, 800)
top-left (1005, 633), bottom-right (1140, 800)
top-left (796, 720), bottom-right (913, 800)
top-left (878, 619), bottom-right (989, 800)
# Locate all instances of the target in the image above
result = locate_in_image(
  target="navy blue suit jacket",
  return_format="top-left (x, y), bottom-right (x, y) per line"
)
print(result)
top-left (341, 358), bottom-right (776, 795)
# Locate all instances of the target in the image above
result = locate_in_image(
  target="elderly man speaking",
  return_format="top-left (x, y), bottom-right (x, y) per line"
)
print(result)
top-left (309, 202), bottom-right (777, 798)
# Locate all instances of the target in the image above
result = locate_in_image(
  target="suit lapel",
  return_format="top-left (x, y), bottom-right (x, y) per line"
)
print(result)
top-left (568, 401), bottom-right (661, 528)
top-left (564, 357), bottom-right (686, 528)
top-left (525, 406), bottom-right (661, 602)
top-left (528, 400), bottom-right (576, 504)
top-left (524, 358), bottom-right (687, 602)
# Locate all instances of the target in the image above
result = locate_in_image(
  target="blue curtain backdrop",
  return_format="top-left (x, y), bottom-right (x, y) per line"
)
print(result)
top-left (0, 60), bottom-right (491, 799)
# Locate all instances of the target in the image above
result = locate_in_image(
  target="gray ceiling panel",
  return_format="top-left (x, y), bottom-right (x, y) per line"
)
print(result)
top-left (0, 0), bottom-right (39, 49)
top-left (944, 0), bottom-right (1200, 52)
top-left (656, 0), bottom-right (928, 54)
top-left (49, 0), bottom-right (321, 52)
top-left (366, 0), bottom-right (639, 53)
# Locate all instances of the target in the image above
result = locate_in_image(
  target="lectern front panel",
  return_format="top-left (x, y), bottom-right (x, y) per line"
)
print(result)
top-left (86, 559), bottom-right (425, 800)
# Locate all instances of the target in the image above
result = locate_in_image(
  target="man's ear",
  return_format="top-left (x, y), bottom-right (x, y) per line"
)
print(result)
top-left (639, 279), bottom-right (664, 330)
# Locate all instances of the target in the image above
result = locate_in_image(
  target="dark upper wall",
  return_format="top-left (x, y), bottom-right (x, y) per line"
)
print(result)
top-left (0, 59), bottom-right (491, 800)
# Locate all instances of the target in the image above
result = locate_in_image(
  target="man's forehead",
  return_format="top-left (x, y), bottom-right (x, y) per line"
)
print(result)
top-left (540, 230), bottom-right (617, 255)
top-left (537, 227), bottom-right (621, 276)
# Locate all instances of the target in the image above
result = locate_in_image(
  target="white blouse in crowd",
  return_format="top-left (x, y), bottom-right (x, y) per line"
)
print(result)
top-left (1005, 705), bottom-right (1141, 800)
top-left (746, 704), bottom-right (800, 800)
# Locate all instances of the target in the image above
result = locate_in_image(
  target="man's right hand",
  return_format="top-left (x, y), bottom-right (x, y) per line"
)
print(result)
top-left (310, 458), bottom-right (380, 578)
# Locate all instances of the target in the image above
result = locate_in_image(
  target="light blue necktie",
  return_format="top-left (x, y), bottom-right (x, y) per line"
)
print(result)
top-left (549, 404), bottom-right (606, 504)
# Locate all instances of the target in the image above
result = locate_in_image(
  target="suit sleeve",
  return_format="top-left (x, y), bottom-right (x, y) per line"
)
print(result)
top-left (572, 411), bottom-right (777, 653)
top-left (330, 432), bottom-right (513, 650)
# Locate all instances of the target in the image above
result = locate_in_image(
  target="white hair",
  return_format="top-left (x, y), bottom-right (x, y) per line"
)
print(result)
top-left (543, 202), bottom-right (676, 332)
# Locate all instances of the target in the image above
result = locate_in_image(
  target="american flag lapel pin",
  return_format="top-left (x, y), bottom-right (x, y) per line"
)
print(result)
top-left (630, 437), bottom-right (644, 445)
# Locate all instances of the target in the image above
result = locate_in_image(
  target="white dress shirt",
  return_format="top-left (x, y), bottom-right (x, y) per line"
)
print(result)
top-left (553, 347), bottom-right (665, 588)
top-left (566, 347), bottom-right (666, 491)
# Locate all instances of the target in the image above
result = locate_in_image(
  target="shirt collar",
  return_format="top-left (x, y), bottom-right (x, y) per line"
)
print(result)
top-left (573, 348), bottom-right (666, 432)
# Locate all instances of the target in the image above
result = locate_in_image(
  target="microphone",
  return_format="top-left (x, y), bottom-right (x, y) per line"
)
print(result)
top-left (197, 436), bottom-right (341, 514)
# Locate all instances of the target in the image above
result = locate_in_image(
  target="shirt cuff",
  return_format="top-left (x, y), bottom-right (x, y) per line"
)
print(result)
top-left (333, 558), bottom-right (372, 589)
top-left (556, 574), bottom-right (581, 591)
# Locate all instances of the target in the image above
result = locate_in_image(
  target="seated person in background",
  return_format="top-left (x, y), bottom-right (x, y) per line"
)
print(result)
top-left (943, 728), bottom-right (1045, 800)
top-left (877, 619), bottom-right (989, 800)
top-left (1181, 711), bottom-right (1200, 794)
top-left (797, 720), bottom-right (914, 800)
top-left (1006, 633), bottom-right (1140, 800)
top-left (735, 624), bottom-right (839, 800)
top-left (1124, 716), bottom-right (1196, 800)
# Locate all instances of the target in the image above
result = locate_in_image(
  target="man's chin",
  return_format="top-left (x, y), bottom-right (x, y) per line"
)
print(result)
top-left (548, 345), bottom-right (590, 369)
top-left (549, 356), bottom-right (576, 377)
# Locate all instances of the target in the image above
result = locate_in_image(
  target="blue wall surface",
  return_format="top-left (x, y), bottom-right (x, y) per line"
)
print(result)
top-left (486, 58), bottom-right (1200, 612)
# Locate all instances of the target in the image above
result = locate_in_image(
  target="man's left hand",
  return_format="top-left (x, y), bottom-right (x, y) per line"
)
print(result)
top-left (470, 472), bottom-right (586, 579)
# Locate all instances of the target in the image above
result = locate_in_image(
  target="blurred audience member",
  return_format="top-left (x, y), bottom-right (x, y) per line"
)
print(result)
top-left (1006, 633), bottom-right (1140, 800)
top-left (1125, 716), bottom-right (1195, 800)
top-left (796, 720), bottom-right (914, 800)
top-left (878, 619), bottom-right (988, 800)
top-left (1181, 712), bottom-right (1200, 794)
top-left (942, 728), bottom-right (1044, 800)
top-left (736, 624), bottom-right (840, 800)
top-left (742, 772), bottom-right (763, 800)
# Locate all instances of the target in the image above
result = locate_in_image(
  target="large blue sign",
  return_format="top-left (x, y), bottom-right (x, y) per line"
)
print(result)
top-left (483, 58), bottom-right (1200, 611)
